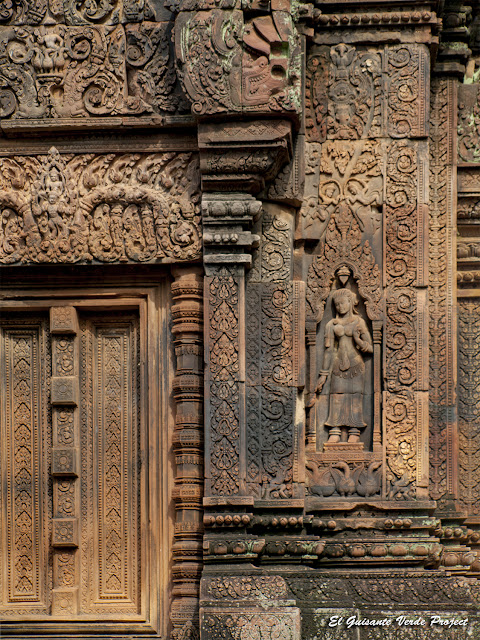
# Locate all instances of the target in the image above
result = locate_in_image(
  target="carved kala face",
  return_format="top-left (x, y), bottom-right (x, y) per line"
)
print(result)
top-left (335, 102), bottom-right (353, 126)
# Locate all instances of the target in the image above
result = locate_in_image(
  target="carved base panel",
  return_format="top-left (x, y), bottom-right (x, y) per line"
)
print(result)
top-left (201, 608), bottom-right (301, 640)
top-left (200, 571), bottom-right (480, 640)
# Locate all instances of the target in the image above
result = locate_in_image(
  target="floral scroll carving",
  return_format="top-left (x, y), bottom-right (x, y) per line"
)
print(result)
top-left (0, 22), bottom-right (186, 120)
top-left (0, 1), bottom-right (167, 26)
top-left (305, 43), bottom-right (428, 144)
top-left (386, 45), bottom-right (428, 139)
top-left (458, 300), bottom-right (480, 517)
top-left (207, 267), bottom-right (241, 496)
top-left (429, 78), bottom-right (457, 506)
top-left (202, 611), bottom-right (300, 640)
top-left (301, 139), bottom-right (383, 246)
top-left (384, 140), bottom-right (423, 500)
top-left (0, 147), bottom-right (201, 264)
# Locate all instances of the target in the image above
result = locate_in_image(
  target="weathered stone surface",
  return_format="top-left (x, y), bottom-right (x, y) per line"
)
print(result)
top-left (2, 1), bottom-right (480, 639)
top-left (0, 148), bottom-right (201, 264)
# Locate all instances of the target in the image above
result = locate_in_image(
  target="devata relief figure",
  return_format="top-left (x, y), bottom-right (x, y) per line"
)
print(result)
top-left (316, 288), bottom-right (373, 444)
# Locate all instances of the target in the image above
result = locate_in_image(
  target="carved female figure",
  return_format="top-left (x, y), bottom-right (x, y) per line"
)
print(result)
top-left (316, 288), bottom-right (373, 443)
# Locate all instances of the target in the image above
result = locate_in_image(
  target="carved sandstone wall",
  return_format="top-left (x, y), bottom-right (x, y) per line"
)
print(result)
top-left (2, 1), bottom-right (480, 639)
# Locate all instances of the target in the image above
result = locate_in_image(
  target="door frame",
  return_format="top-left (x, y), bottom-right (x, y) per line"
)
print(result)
top-left (0, 277), bottom-right (174, 638)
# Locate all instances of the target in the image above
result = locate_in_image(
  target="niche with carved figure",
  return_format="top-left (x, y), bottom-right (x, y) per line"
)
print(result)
top-left (305, 202), bottom-right (383, 501)
top-left (312, 276), bottom-right (374, 452)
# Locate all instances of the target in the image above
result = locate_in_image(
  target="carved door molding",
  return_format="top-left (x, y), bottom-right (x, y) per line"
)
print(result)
top-left (0, 282), bottom-right (172, 638)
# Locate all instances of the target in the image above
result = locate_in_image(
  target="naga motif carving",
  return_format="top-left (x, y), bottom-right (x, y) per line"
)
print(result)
top-left (0, 22), bottom-right (185, 120)
top-left (0, 147), bottom-right (201, 264)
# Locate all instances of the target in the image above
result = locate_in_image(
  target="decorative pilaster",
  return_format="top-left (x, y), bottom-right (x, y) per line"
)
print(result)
top-left (429, 77), bottom-right (459, 509)
top-left (203, 195), bottom-right (262, 503)
top-left (384, 135), bottom-right (430, 502)
top-left (171, 268), bottom-right (204, 640)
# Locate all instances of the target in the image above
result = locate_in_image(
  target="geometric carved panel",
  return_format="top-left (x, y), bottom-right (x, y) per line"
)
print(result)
top-left (80, 314), bottom-right (141, 612)
top-left (51, 376), bottom-right (78, 406)
top-left (0, 319), bottom-right (50, 613)
top-left (52, 447), bottom-right (79, 477)
top-left (52, 519), bottom-right (79, 548)
top-left (50, 307), bottom-right (79, 335)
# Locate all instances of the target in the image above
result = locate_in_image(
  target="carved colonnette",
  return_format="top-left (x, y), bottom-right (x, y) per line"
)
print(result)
top-left (171, 267), bottom-right (204, 640)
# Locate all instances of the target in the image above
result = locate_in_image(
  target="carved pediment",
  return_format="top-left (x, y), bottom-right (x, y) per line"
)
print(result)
top-left (0, 148), bottom-right (201, 264)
